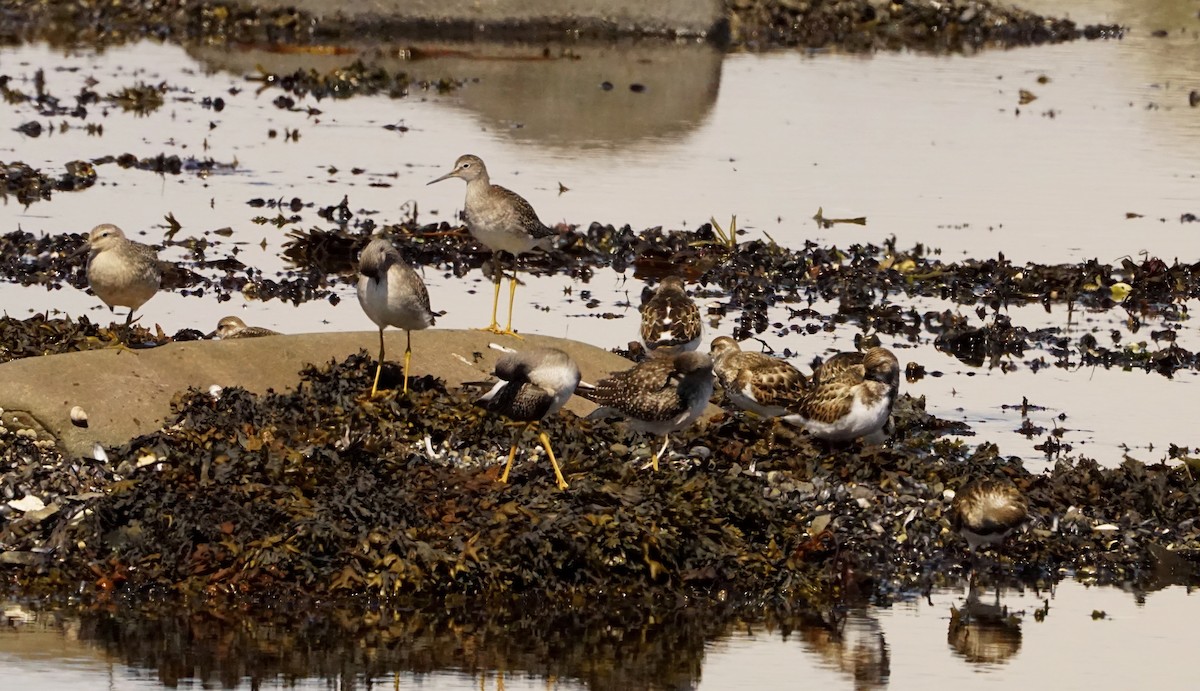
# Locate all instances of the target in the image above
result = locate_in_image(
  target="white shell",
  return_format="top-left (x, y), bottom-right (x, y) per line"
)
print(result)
top-left (8, 495), bottom-right (46, 512)
top-left (70, 406), bottom-right (88, 427)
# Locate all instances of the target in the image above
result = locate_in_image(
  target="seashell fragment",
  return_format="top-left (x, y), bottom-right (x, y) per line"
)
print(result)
top-left (70, 406), bottom-right (88, 428)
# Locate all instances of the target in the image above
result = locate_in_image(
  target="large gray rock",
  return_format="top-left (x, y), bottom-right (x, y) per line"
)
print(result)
top-left (0, 330), bottom-right (671, 459)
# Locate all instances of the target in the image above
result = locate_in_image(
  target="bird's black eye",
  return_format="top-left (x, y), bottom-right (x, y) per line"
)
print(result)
top-left (462, 163), bottom-right (471, 169)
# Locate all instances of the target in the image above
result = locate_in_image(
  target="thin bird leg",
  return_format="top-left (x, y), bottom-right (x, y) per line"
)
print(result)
top-left (370, 327), bottom-right (386, 398)
top-left (499, 427), bottom-right (522, 484)
top-left (480, 254), bottom-right (504, 334)
top-left (402, 329), bottom-right (413, 394)
top-left (652, 434), bottom-right (672, 472)
top-left (500, 254), bottom-right (523, 339)
top-left (536, 427), bottom-right (569, 490)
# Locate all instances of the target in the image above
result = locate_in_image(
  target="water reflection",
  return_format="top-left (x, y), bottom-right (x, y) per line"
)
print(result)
top-left (946, 581), bottom-right (1023, 667)
top-left (186, 39), bottom-right (723, 150)
top-left (796, 609), bottom-right (890, 689)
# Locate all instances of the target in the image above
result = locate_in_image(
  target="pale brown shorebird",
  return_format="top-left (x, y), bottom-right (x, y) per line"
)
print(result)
top-left (578, 351), bottom-right (714, 471)
top-left (476, 347), bottom-right (581, 490)
top-left (82, 223), bottom-right (162, 328)
top-left (356, 236), bottom-right (435, 396)
top-left (210, 316), bottom-right (279, 339)
top-left (783, 346), bottom-right (900, 443)
top-left (640, 276), bottom-right (703, 353)
top-left (950, 479), bottom-right (1029, 553)
top-left (710, 336), bottom-right (808, 448)
top-left (428, 154), bottom-right (555, 337)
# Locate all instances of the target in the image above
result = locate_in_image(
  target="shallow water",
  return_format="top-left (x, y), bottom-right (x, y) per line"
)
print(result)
top-left (2, 0), bottom-right (1199, 687)
top-left (2, 580), bottom-right (1198, 690)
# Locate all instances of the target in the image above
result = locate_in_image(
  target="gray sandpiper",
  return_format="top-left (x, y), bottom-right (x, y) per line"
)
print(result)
top-left (211, 316), bottom-right (280, 339)
top-left (476, 347), bottom-right (581, 490)
top-left (356, 236), bottom-right (435, 396)
top-left (428, 154), bottom-right (555, 338)
top-left (83, 223), bottom-right (163, 328)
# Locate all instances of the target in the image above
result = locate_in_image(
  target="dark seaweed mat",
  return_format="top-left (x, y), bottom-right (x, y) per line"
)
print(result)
top-left (0, 0), bottom-right (1121, 52)
top-left (4, 351), bottom-right (1200, 611)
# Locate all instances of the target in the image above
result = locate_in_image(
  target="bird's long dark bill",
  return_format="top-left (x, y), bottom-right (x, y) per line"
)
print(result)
top-left (427, 171), bottom-right (456, 185)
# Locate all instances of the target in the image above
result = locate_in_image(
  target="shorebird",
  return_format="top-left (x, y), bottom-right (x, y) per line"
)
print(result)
top-left (579, 351), bottom-right (714, 471)
top-left (210, 316), bottom-right (279, 339)
top-left (82, 223), bottom-right (162, 328)
top-left (356, 236), bottom-right (435, 397)
top-left (710, 336), bottom-right (808, 448)
top-left (476, 348), bottom-right (581, 490)
top-left (640, 276), bottom-right (703, 353)
top-left (428, 154), bottom-right (555, 337)
top-left (783, 346), bottom-right (899, 444)
top-left (950, 479), bottom-right (1029, 553)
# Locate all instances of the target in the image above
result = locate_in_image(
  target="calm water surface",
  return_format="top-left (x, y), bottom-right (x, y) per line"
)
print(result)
top-left (1, 0), bottom-right (1199, 687)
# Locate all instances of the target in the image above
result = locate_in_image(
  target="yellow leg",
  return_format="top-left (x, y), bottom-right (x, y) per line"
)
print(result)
top-left (478, 256), bottom-right (504, 334)
top-left (503, 274), bottom-right (520, 336)
top-left (370, 328), bottom-right (386, 398)
top-left (402, 330), bottom-right (412, 394)
top-left (499, 441), bottom-right (519, 484)
top-left (652, 434), bottom-right (671, 472)
top-left (537, 429), bottom-right (569, 490)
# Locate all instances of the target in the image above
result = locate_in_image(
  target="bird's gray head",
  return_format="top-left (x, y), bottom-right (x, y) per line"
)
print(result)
top-left (673, 351), bottom-right (713, 377)
top-left (357, 237), bottom-right (400, 282)
top-left (428, 154), bottom-right (487, 186)
top-left (86, 223), bottom-right (127, 252)
top-left (215, 316), bottom-right (247, 338)
top-left (709, 336), bottom-right (741, 360)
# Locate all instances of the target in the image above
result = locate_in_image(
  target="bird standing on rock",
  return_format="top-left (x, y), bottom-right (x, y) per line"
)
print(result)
top-left (476, 347), bottom-right (581, 490)
top-left (640, 276), bottom-right (703, 353)
top-left (784, 346), bottom-right (900, 444)
top-left (82, 223), bottom-right (163, 329)
top-left (356, 236), bottom-right (435, 397)
top-left (211, 316), bottom-right (279, 339)
top-left (578, 351), bottom-right (714, 471)
top-left (428, 154), bottom-right (555, 338)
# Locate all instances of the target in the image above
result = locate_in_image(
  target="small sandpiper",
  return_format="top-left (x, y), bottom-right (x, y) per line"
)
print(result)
top-left (640, 276), bottom-right (703, 353)
top-left (210, 316), bottom-right (279, 339)
top-left (476, 347), bottom-right (581, 490)
top-left (82, 223), bottom-right (163, 328)
top-left (710, 336), bottom-right (808, 448)
top-left (784, 346), bottom-right (900, 443)
top-left (579, 351), bottom-right (714, 471)
top-left (710, 336), bottom-right (808, 418)
top-left (428, 154), bottom-right (555, 337)
top-left (950, 479), bottom-right (1029, 553)
top-left (356, 236), bottom-right (435, 396)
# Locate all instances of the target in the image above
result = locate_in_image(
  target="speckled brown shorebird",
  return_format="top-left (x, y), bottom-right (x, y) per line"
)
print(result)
top-left (950, 479), bottom-right (1029, 553)
top-left (640, 276), bottom-right (703, 353)
top-left (210, 316), bottom-right (279, 339)
top-left (578, 351), bottom-right (714, 471)
top-left (83, 223), bottom-right (163, 328)
top-left (710, 336), bottom-right (808, 448)
top-left (356, 236), bottom-right (435, 396)
top-left (477, 347), bottom-right (581, 490)
top-left (428, 154), bottom-right (555, 337)
top-left (783, 346), bottom-right (900, 443)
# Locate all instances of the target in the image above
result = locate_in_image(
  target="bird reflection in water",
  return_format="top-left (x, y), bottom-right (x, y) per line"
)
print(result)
top-left (798, 608), bottom-right (890, 690)
top-left (947, 579), bottom-right (1023, 666)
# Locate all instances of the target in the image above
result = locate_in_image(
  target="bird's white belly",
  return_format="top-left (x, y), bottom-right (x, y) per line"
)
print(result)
top-left (357, 274), bottom-right (431, 331)
top-left (802, 395), bottom-right (890, 442)
top-left (728, 387), bottom-right (786, 418)
top-left (88, 252), bottom-right (157, 309)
